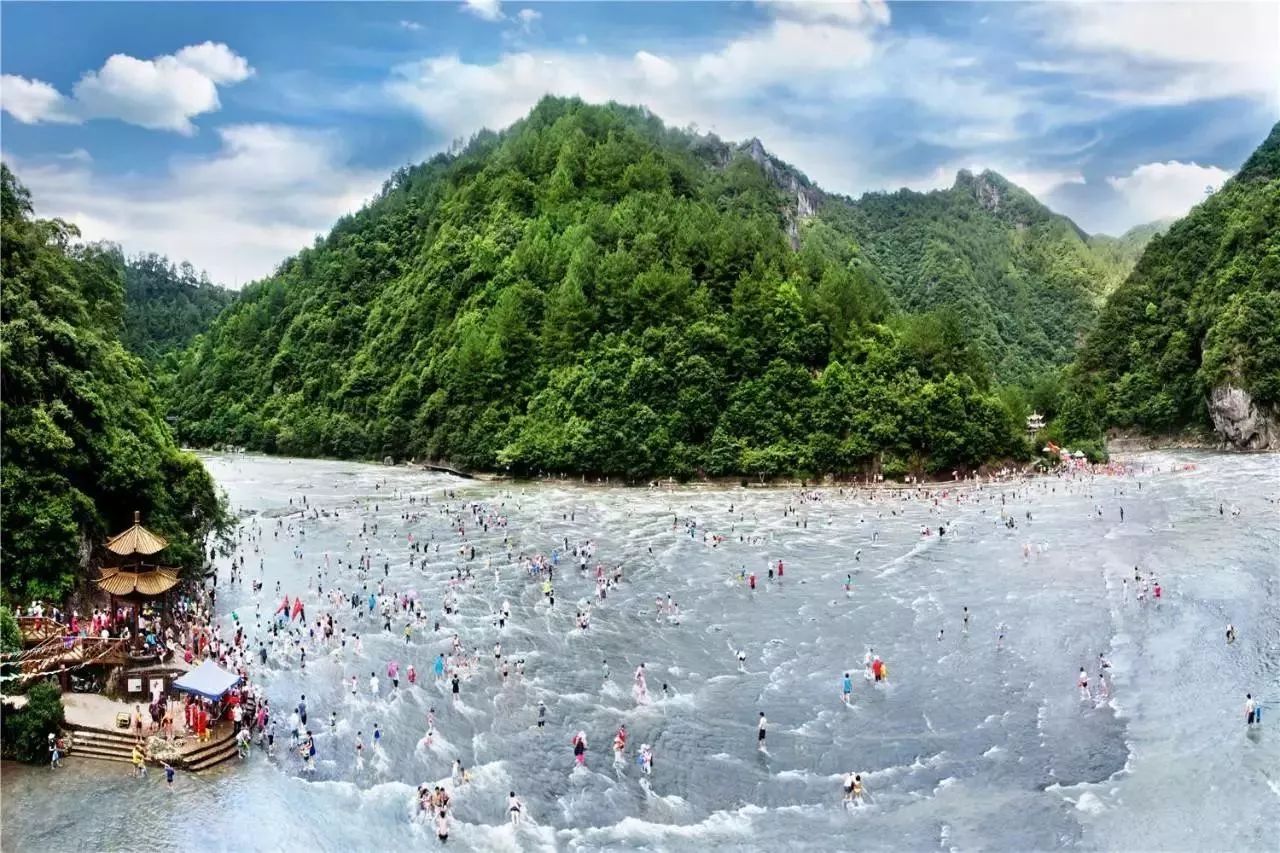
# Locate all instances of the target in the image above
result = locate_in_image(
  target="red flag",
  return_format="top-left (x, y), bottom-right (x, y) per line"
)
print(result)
top-left (276, 596), bottom-right (290, 615)
top-left (291, 598), bottom-right (304, 620)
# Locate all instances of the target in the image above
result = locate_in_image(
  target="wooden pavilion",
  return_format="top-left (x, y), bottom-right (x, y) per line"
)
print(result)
top-left (96, 512), bottom-right (181, 642)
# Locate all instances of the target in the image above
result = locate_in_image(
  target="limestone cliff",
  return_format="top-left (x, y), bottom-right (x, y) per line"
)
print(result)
top-left (742, 138), bottom-right (823, 247)
top-left (1208, 385), bottom-right (1280, 450)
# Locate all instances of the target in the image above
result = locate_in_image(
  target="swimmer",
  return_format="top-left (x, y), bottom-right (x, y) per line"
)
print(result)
top-left (737, 648), bottom-right (747, 671)
top-left (962, 606), bottom-right (970, 633)
top-left (507, 791), bottom-right (524, 827)
top-left (1078, 667), bottom-right (1090, 700)
top-left (1226, 623), bottom-right (1236, 644)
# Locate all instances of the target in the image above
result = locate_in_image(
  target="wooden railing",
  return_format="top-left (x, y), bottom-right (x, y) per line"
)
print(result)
top-left (16, 616), bottom-right (69, 645)
top-left (18, 636), bottom-right (127, 676)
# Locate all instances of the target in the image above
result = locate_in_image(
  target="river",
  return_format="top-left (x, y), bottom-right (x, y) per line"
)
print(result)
top-left (3, 451), bottom-right (1278, 851)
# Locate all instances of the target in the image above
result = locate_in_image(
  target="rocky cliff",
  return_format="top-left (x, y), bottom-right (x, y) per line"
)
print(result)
top-left (1208, 385), bottom-right (1280, 450)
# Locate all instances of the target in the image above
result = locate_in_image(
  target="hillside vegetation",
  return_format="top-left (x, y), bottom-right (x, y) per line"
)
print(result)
top-left (827, 170), bottom-right (1138, 383)
top-left (1060, 122), bottom-right (1280, 442)
top-left (168, 97), bottom-right (1032, 478)
top-left (120, 253), bottom-right (234, 362)
top-left (0, 165), bottom-right (226, 601)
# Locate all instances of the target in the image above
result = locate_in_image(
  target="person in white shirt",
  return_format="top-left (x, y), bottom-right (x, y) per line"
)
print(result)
top-left (507, 791), bottom-right (524, 826)
top-left (757, 712), bottom-right (767, 750)
top-left (1244, 693), bottom-right (1257, 725)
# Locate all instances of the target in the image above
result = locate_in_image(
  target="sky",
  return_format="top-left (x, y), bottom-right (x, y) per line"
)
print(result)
top-left (2, 0), bottom-right (1277, 287)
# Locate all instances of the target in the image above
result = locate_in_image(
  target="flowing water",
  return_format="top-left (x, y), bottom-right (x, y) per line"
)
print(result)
top-left (3, 451), bottom-right (1278, 852)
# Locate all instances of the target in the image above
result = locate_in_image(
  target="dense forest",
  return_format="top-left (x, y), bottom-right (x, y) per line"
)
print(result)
top-left (0, 165), bottom-right (228, 602)
top-left (1059, 122), bottom-right (1280, 444)
top-left (120, 253), bottom-right (233, 362)
top-left (167, 97), bottom-right (1038, 478)
top-left (824, 170), bottom-right (1142, 383)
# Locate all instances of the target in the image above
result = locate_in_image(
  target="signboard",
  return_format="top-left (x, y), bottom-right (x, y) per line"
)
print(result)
top-left (150, 678), bottom-right (165, 697)
top-left (127, 677), bottom-right (143, 693)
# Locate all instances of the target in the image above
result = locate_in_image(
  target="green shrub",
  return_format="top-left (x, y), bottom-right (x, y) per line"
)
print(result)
top-left (1, 681), bottom-right (66, 763)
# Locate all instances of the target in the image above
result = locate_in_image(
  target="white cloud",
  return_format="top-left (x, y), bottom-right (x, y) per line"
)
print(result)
top-left (1, 42), bottom-right (253, 134)
top-left (387, 2), bottom-right (962, 193)
top-left (461, 0), bottom-right (504, 22)
top-left (1034, 2), bottom-right (1280, 108)
top-left (1106, 161), bottom-right (1234, 223)
top-left (172, 41), bottom-right (254, 84)
top-left (0, 75), bottom-right (75, 123)
top-left (400, 20), bottom-right (424, 31)
top-left (517, 8), bottom-right (541, 32)
top-left (7, 124), bottom-right (382, 286)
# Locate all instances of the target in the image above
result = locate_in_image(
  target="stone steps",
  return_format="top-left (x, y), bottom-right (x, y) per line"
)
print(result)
top-left (66, 723), bottom-right (239, 771)
top-left (188, 741), bottom-right (240, 771)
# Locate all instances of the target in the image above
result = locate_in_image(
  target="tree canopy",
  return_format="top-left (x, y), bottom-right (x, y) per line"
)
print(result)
top-left (1061, 121), bottom-right (1280, 441)
top-left (119, 252), bottom-right (233, 363)
top-left (0, 164), bottom-right (228, 603)
top-left (165, 97), bottom-right (1031, 478)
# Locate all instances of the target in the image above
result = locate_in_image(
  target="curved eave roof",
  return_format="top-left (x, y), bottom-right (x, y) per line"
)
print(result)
top-left (97, 566), bottom-right (180, 597)
top-left (105, 523), bottom-right (169, 556)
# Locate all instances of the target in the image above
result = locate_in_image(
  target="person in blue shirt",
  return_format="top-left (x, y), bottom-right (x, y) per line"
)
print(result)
top-left (842, 673), bottom-right (854, 705)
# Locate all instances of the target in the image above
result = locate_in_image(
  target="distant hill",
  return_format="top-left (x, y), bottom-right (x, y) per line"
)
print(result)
top-left (120, 253), bottom-right (234, 362)
top-left (1087, 220), bottom-right (1171, 277)
top-left (821, 170), bottom-right (1127, 383)
top-left (1065, 122), bottom-right (1280, 449)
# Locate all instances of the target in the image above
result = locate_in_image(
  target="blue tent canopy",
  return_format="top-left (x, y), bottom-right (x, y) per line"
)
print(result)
top-left (172, 659), bottom-right (240, 700)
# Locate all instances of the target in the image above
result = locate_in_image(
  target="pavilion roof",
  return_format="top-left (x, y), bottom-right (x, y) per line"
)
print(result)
top-left (105, 511), bottom-right (169, 556)
top-left (97, 565), bottom-right (180, 597)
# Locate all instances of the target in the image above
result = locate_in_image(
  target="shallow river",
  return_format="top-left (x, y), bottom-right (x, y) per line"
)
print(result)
top-left (3, 451), bottom-right (1279, 852)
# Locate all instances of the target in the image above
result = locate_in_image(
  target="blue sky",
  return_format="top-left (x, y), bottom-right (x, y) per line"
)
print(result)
top-left (3, 0), bottom-right (1277, 285)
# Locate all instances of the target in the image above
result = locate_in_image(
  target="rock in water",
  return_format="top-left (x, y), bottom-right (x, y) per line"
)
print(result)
top-left (1208, 385), bottom-right (1279, 450)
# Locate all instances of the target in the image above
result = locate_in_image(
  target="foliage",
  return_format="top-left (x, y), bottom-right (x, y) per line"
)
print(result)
top-left (821, 170), bottom-right (1142, 385)
top-left (1065, 122), bottom-right (1280, 441)
top-left (164, 98), bottom-right (1032, 477)
top-left (0, 681), bottom-right (65, 763)
top-left (0, 606), bottom-right (20, 657)
top-left (119, 252), bottom-right (233, 362)
top-left (0, 606), bottom-right (21, 687)
top-left (0, 165), bottom-right (230, 603)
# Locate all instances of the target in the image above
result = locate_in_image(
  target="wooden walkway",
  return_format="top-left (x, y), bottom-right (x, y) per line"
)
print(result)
top-left (16, 635), bottom-right (127, 678)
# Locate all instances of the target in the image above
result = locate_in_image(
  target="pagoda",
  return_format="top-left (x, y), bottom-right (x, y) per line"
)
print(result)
top-left (96, 511), bottom-right (181, 612)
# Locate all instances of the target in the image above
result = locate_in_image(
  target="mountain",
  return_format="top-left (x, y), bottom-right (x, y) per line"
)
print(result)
top-left (1087, 219), bottom-right (1171, 274)
top-left (167, 96), bottom-right (1028, 478)
top-left (120, 253), bottom-right (234, 362)
top-left (1064, 122), bottom-right (1280, 449)
top-left (821, 170), bottom-right (1128, 383)
top-left (0, 165), bottom-right (227, 601)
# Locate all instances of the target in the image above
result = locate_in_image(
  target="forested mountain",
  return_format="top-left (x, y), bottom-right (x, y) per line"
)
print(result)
top-left (1087, 220), bottom-right (1170, 274)
top-left (167, 97), bottom-right (1028, 478)
top-left (0, 165), bottom-right (227, 601)
top-left (120, 253), bottom-right (233, 362)
top-left (824, 171), bottom-right (1134, 382)
top-left (1061, 122), bottom-right (1280, 448)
